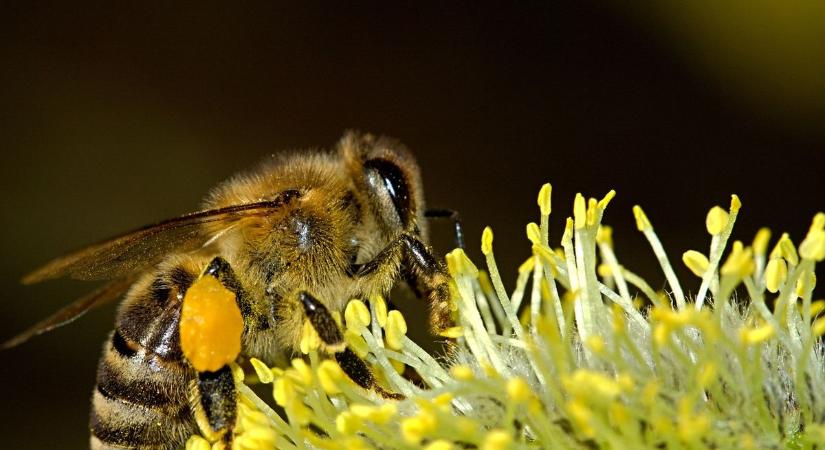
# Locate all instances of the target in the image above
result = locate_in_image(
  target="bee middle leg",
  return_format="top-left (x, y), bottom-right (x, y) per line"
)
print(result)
top-left (300, 291), bottom-right (403, 400)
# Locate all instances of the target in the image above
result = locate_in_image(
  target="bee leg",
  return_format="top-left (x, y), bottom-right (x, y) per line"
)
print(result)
top-left (191, 365), bottom-right (237, 448)
top-left (398, 234), bottom-right (455, 334)
top-left (300, 291), bottom-right (404, 400)
top-left (189, 257), bottom-right (253, 447)
top-left (356, 234), bottom-right (454, 334)
top-left (203, 256), bottom-right (253, 320)
top-left (425, 208), bottom-right (465, 249)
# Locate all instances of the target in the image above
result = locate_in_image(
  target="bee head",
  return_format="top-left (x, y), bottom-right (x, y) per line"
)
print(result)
top-left (339, 131), bottom-right (427, 239)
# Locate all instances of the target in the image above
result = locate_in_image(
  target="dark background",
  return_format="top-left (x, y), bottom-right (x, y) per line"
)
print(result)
top-left (2, 2), bottom-right (824, 448)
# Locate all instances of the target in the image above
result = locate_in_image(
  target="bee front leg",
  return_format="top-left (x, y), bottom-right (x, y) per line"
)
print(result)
top-left (398, 234), bottom-right (455, 334)
top-left (424, 208), bottom-right (465, 249)
top-left (356, 234), bottom-right (454, 334)
top-left (300, 291), bottom-right (403, 400)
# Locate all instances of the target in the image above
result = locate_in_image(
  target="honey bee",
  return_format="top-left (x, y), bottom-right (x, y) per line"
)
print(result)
top-left (5, 132), bottom-right (464, 449)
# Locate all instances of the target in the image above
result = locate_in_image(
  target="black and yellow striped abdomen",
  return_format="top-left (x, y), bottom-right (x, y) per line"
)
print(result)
top-left (90, 266), bottom-right (199, 450)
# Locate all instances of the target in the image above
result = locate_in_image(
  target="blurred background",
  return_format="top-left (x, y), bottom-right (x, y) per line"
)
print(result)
top-left (2, 2), bottom-right (824, 448)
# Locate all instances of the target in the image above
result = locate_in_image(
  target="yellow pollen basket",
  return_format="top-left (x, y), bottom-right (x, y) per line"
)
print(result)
top-left (179, 275), bottom-right (244, 372)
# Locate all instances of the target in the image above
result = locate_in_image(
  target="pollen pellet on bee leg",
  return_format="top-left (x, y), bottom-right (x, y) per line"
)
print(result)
top-left (180, 275), bottom-right (244, 373)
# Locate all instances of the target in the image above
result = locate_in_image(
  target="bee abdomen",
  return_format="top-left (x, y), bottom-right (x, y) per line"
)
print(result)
top-left (90, 329), bottom-right (195, 450)
top-left (91, 264), bottom-right (199, 450)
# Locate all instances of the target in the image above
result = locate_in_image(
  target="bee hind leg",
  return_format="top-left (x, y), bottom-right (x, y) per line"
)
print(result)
top-left (191, 365), bottom-right (237, 449)
top-left (300, 291), bottom-right (403, 400)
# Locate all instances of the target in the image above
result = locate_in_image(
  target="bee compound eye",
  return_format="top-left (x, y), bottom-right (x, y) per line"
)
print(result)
top-left (363, 158), bottom-right (410, 226)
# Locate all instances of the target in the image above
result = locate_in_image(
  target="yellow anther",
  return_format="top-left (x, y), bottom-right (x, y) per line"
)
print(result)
top-left (438, 326), bottom-right (464, 338)
top-left (249, 358), bottom-right (274, 384)
top-left (481, 226), bottom-right (494, 256)
top-left (632, 205), bottom-right (652, 231)
top-left (537, 183), bottom-right (552, 216)
top-left (481, 360), bottom-right (499, 378)
top-left (811, 299), bottom-right (825, 317)
top-left (518, 256), bottom-right (536, 274)
top-left (317, 359), bottom-right (345, 395)
top-left (705, 206), bottom-right (729, 235)
top-left (300, 319), bottom-right (320, 354)
top-left (507, 377), bottom-right (531, 403)
top-left (179, 275), bottom-right (244, 373)
top-left (753, 228), bottom-right (771, 256)
top-left (813, 316), bottom-right (825, 337)
top-left (653, 323), bottom-right (670, 347)
top-left (609, 402), bottom-right (630, 428)
top-left (563, 217), bottom-right (574, 240)
top-left (617, 373), bottom-right (634, 391)
top-left (401, 412), bottom-right (437, 444)
top-left (230, 362), bottom-right (245, 384)
top-left (596, 225), bottom-right (613, 247)
top-left (350, 403), bottom-right (397, 424)
top-left (586, 335), bottom-right (606, 355)
top-left (526, 222), bottom-right (542, 245)
top-left (385, 310), bottom-right (408, 350)
top-left (720, 241), bottom-right (754, 277)
top-left (244, 427), bottom-right (277, 446)
top-left (371, 295), bottom-right (388, 327)
top-left (336, 411), bottom-right (361, 435)
top-left (481, 430), bottom-right (513, 450)
top-left (774, 233), bottom-right (799, 265)
top-left (598, 189), bottom-right (616, 210)
top-left (573, 193), bottom-right (587, 229)
top-left (597, 263), bottom-right (612, 278)
top-left (679, 414), bottom-right (710, 442)
top-left (652, 307), bottom-right (695, 327)
top-left (345, 300), bottom-right (371, 331)
top-left (391, 358), bottom-right (405, 375)
top-left (424, 440), bottom-right (453, 450)
top-left (344, 329), bottom-right (369, 358)
top-left (729, 194), bottom-right (742, 212)
top-left (586, 198), bottom-right (598, 226)
top-left (185, 435), bottom-right (211, 450)
top-left (697, 362), bottom-right (717, 388)
top-left (765, 258), bottom-right (788, 293)
top-left (566, 399), bottom-right (594, 438)
top-left (450, 365), bottom-right (474, 380)
top-left (433, 392), bottom-right (454, 409)
top-left (740, 324), bottom-right (775, 345)
top-left (811, 212), bottom-right (825, 233)
top-left (273, 377), bottom-right (295, 407)
top-left (800, 229), bottom-right (825, 261)
top-left (796, 272), bottom-right (816, 297)
top-left (682, 250), bottom-right (709, 277)
top-left (446, 248), bottom-right (479, 277)
top-left (290, 358), bottom-right (313, 385)
top-left (563, 370), bottom-right (622, 399)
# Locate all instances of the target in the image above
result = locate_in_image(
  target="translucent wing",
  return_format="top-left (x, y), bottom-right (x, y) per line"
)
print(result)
top-left (2, 276), bottom-right (136, 349)
top-left (22, 197), bottom-right (294, 284)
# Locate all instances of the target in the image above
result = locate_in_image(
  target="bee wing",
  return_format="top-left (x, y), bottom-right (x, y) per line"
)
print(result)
top-left (22, 199), bottom-right (287, 284)
top-left (2, 276), bottom-right (137, 350)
